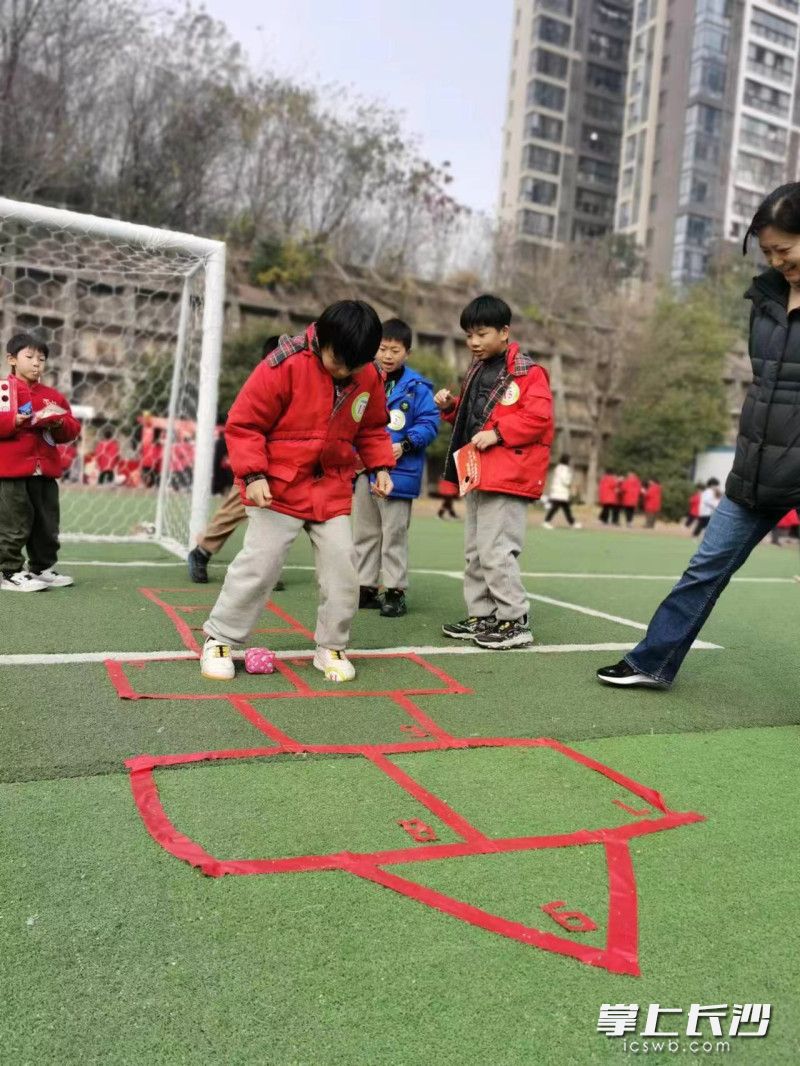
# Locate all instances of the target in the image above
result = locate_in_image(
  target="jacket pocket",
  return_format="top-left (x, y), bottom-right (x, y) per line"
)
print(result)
top-left (267, 460), bottom-right (299, 483)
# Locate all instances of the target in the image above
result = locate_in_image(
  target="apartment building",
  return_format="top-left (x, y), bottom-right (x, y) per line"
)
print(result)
top-left (498, 0), bottom-right (635, 248)
top-left (616, 0), bottom-right (800, 283)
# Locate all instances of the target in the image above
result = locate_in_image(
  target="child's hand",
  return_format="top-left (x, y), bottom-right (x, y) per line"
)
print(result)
top-left (471, 429), bottom-right (499, 451)
top-left (14, 413), bottom-right (30, 427)
top-left (434, 389), bottom-right (455, 410)
top-left (246, 478), bottom-right (273, 508)
top-left (391, 442), bottom-right (404, 460)
top-left (371, 470), bottom-right (393, 498)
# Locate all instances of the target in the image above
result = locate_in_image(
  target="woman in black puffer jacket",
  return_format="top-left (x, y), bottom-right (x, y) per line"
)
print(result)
top-left (597, 182), bottom-right (800, 690)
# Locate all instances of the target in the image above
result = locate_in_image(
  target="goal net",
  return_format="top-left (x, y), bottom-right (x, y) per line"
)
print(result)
top-left (0, 197), bottom-right (226, 557)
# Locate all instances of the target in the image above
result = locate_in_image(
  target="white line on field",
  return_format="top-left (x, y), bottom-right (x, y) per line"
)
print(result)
top-left (0, 639), bottom-right (720, 667)
top-left (56, 561), bottom-right (795, 584)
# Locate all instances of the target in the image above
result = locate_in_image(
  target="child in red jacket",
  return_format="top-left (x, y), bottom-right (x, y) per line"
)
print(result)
top-left (435, 295), bottom-right (554, 649)
top-left (0, 333), bottom-right (81, 591)
top-left (201, 301), bottom-right (395, 683)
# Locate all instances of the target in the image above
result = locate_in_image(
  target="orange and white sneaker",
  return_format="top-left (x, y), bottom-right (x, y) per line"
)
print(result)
top-left (200, 637), bottom-right (235, 681)
top-left (312, 647), bottom-right (356, 683)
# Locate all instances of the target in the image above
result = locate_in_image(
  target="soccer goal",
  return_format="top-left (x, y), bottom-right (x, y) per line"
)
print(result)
top-left (0, 197), bottom-right (226, 557)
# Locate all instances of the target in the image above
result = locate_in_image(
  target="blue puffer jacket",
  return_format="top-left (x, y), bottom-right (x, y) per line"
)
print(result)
top-left (370, 365), bottom-right (440, 499)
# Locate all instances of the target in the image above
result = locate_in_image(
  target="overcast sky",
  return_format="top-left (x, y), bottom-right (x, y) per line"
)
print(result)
top-left (200, 0), bottom-right (513, 215)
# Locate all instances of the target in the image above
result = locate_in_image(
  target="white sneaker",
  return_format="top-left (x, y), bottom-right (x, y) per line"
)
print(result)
top-left (572, 522), bottom-right (583, 530)
top-left (1, 571), bottom-right (49, 592)
top-left (200, 637), bottom-right (235, 681)
top-left (312, 647), bottom-right (356, 683)
top-left (542, 521), bottom-right (553, 530)
top-left (30, 568), bottom-right (74, 587)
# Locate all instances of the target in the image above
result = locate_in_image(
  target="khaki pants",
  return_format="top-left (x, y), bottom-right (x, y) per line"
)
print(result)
top-left (204, 508), bottom-right (358, 649)
top-left (352, 473), bottom-right (413, 589)
top-left (463, 490), bottom-right (529, 621)
top-left (197, 485), bottom-right (246, 555)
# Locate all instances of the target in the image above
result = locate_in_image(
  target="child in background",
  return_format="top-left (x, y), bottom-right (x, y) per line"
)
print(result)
top-left (353, 318), bottom-right (440, 617)
top-left (201, 301), bottom-right (395, 683)
top-left (94, 426), bottom-right (119, 485)
top-left (693, 477), bottom-right (722, 537)
top-left (0, 333), bottom-right (80, 591)
top-left (435, 294), bottom-right (554, 649)
top-left (542, 453), bottom-right (581, 529)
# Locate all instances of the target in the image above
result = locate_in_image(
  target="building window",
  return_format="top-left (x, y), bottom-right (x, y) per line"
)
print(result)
top-left (533, 48), bottom-right (569, 79)
top-left (575, 188), bottom-right (615, 218)
top-left (732, 185), bottom-right (767, 217)
top-left (743, 78), bottom-right (791, 118)
top-left (597, 1), bottom-right (631, 32)
top-left (521, 177), bottom-right (558, 205)
top-left (690, 56), bottom-right (727, 98)
top-left (534, 15), bottom-right (571, 47)
top-left (739, 113), bottom-right (787, 155)
top-left (526, 111), bottom-right (564, 142)
top-left (588, 30), bottom-right (626, 63)
top-left (573, 220), bottom-right (610, 240)
top-left (524, 144), bottom-right (562, 174)
top-left (747, 42), bottom-right (794, 85)
top-left (577, 156), bottom-right (616, 184)
top-left (519, 209), bottom-right (555, 238)
top-left (736, 150), bottom-right (784, 187)
top-left (586, 63), bottom-right (624, 94)
top-left (585, 94), bottom-right (623, 123)
top-left (539, 0), bottom-right (573, 15)
top-left (527, 79), bottom-right (567, 111)
top-left (750, 7), bottom-right (797, 50)
top-left (582, 124), bottom-right (620, 158)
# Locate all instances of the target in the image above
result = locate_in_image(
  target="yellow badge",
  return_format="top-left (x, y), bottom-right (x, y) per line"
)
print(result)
top-left (388, 409), bottom-right (406, 431)
top-left (499, 381), bottom-right (520, 406)
top-left (351, 392), bottom-right (370, 422)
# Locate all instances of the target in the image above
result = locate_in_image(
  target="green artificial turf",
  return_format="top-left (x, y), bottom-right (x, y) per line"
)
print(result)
top-left (3, 519), bottom-right (800, 1062)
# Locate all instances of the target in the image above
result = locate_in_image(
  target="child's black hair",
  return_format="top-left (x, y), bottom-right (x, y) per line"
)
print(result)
top-left (381, 318), bottom-right (412, 351)
top-left (559, 453), bottom-right (571, 464)
top-left (7, 331), bottom-right (49, 358)
top-left (742, 182), bottom-right (800, 255)
top-left (261, 334), bottom-right (282, 359)
top-left (706, 477), bottom-right (720, 487)
top-left (316, 300), bottom-right (382, 370)
top-left (459, 294), bottom-right (512, 332)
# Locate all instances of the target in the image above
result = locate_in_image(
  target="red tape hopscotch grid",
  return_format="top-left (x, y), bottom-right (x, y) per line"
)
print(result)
top-left (116, 587), bottom-right (705, 976)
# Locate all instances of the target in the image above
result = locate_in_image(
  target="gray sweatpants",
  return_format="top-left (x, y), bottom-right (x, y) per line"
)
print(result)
top-left (352, 473), bottom-right (413, 589)
top-left (203, 508), bottom-right (358, 650)
top-left (463, 490), bottom-right (529, 621)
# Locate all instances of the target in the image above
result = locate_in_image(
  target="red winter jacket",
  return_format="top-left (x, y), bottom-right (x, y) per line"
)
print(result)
top-left (620, 474), bottom-right (641, 508)
top-left (441, 343), bottom-right (554, 500)
top-left (688, 491), bottom-right (701, 518)
top-left (0, 378), bottom-right (81, 478)
top-left (94, 439), bottom-right (120, 472)
top-left (598, 474), bottom-right (619, 506)
top-left (226, 331), bottom-right (395, 522)
top-left (643, 481), bottom-right (662, 514)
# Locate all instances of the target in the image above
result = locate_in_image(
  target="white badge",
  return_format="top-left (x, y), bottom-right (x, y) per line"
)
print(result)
top-left (499, 382), bottom-right (520, 406)
top-left (389, 409), bottom-right (406, 431)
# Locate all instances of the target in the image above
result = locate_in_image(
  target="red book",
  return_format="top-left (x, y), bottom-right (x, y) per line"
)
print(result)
top-left (453, 444), bottom-right (481, 496)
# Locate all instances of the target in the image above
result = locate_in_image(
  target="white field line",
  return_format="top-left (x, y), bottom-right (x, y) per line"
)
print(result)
top-left (56, 560), bottom-right (795, 584)
top-left (0, 642), bottom-right (677, 667)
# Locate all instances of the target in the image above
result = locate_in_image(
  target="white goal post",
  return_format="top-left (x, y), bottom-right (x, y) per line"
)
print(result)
top-left (0, 197), bottom-right (226, 556)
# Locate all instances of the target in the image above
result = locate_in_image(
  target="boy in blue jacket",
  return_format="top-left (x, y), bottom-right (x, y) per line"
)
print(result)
top-left (353, 318), bottom-right (440, 617)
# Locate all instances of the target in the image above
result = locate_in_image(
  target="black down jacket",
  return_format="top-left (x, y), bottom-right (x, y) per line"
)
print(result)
top-left (726, 268), bottom-right (800, 511)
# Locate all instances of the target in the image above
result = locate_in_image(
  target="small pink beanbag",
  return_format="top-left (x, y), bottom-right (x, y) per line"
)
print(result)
top-left (244, 647), bottom-right (276, 674)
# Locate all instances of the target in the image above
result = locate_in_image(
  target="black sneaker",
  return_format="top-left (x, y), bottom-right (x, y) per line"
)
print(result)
top-left (187, 546), bottom-right (210, 583)
top-left (596, 660), bottom-right (668, 689)
top-left (359, 585), bottom-right (382, 609)
top-left (473, 615), bottom-right (533, 649)
top-left (380, 588), bottom-right (407, 617)
top-left (273, 579), bottom-right (286, 592)
top-left (441, 615), bottom-right (496, 640)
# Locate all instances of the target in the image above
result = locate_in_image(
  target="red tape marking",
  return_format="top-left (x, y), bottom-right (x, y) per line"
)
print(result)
top-left (398, 819), bottom-right (438, 843)
top-left (541, 900), bottom-right (598, 933)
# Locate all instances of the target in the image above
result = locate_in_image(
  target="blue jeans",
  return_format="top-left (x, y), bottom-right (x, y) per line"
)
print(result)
top-left (625, 496), bottom-right (778, 685)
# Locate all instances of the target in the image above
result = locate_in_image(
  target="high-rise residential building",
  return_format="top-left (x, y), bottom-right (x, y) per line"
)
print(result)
top-left (498, 1), bottom-right (634, 248)
top-left (615, 0), bottom-right (800, 284)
